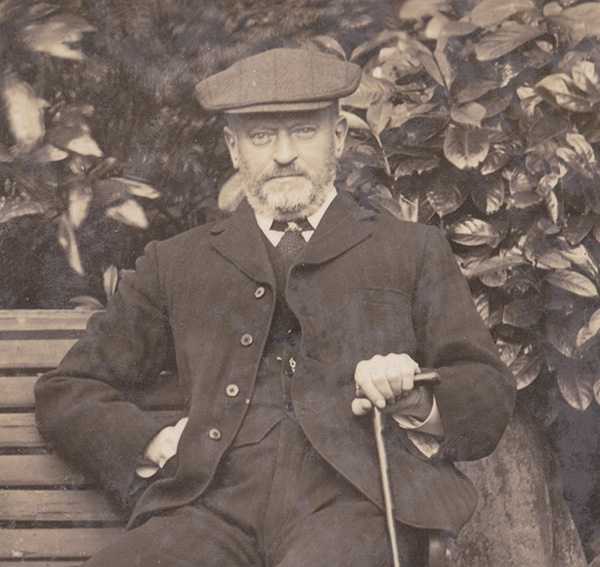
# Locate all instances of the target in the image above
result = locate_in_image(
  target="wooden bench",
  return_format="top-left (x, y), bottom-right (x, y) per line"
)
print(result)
top-left (0, 309), bottom-right (591, 567)
top-left (0, 310), bottom-right (183, 566)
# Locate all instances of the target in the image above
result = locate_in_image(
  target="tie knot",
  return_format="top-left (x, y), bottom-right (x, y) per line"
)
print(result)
top-left (270, 218), bottom-right (313, 232)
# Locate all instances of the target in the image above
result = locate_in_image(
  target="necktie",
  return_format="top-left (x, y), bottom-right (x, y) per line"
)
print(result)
top-left (271, 219), bottom-right (312, 262)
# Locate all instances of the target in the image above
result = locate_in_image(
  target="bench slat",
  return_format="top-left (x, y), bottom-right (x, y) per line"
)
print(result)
top-left (0, 562), bottom-right (82, 567)
top-left (0, 374), bottom-right (184, 411)
top-left (0, 527), bottom-right (122, 559)
top-left (0, 411), bottom-right (183, 448)
top-left (0, 376), bottom-right (38, 409)
top-left (0, 310), bottom-right (94, 332)
top-left (0, 455), bottom-right (84, 487)
top-left (0, 490), bottom-right (122, 523)
top-left (0, 340), bottom-right (80, 370)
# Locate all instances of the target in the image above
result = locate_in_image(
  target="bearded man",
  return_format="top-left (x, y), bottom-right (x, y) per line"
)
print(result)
top-left (35, 48), bottom-right (516, 567)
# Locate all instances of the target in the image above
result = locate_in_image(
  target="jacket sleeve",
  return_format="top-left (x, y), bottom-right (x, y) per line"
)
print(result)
top-left (35, 240), bottom-right (176, 505)
top-left (412, 226), bottom-right (516, 462)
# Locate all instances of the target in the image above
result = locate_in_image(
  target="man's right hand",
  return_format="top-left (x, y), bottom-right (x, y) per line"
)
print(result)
top-left (137, 417), bottom-right (188, 478)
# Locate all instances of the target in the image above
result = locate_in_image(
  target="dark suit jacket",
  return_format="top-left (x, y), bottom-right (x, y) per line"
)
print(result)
top-left (35, 191), bottom-right (515, 535)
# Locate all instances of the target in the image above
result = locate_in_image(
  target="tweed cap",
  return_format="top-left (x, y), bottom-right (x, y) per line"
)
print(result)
top-left (195, 48), bottom-right (361, 113)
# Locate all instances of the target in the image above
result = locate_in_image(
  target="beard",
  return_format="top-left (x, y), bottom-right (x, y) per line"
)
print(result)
top-left (238, 154), bottom-right (338, 221)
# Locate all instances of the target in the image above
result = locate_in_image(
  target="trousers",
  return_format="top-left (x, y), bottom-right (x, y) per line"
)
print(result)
top-left (84, 417), bottom-right (427, 566)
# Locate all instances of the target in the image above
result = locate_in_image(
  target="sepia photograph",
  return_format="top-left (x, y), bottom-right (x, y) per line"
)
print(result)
top-left (1, 1), bottom-right (599, 565)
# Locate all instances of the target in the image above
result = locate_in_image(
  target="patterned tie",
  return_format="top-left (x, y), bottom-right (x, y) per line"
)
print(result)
top-left (271, 219), bottom-right (312, 262)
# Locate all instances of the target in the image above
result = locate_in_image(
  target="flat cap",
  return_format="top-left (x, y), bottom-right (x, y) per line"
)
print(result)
top-left (195, 48), bottom-right (361, 113)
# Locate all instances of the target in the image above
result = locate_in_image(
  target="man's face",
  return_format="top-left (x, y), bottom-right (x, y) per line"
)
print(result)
top-left (224, 107), bottom-right (348, 221)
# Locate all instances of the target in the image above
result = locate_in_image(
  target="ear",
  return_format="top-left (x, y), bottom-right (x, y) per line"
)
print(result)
top-left (332, 114), bottom-right (348, 159)
top-left (224, 126), bottom-right (240, 169)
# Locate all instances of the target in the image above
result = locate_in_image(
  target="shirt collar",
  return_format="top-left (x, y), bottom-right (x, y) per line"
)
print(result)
top-left (254, 186), bottom-right (337, 245)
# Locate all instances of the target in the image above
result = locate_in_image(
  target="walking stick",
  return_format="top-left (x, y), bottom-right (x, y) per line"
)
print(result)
top-left (368, 370), bottom-right (441, 567)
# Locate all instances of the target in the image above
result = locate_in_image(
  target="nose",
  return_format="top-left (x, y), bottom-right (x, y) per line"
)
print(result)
top-left (273, 131), bottom-right (297, 165)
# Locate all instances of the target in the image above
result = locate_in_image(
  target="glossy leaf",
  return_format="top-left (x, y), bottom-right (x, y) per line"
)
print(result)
top-left (21, 15), bottom-right (96, 61)
top-left (561, 243), bottom-right (598, 278)
top-left (564, 213), bottom-right (596, 245)
top-left (394, 154), bottom-right (440, 177)
top-left (68, 185), bottom-right (92, 228)
top-left (105, 199), bottom-right (149, 229)
top-left (473, 291), bottom-right (491, 326)
top-left (475, 21), bottom-right (545, 62)
top-left (349, 30), bottom-right (400, 63)
top-left (469, 0), bottom-right (537, 28)
top-left (398, 0), bottom-right (450, 20)
top-left (547, 318), bottom-right (580, 359)
top-left (471, 173), bottom-right (505, 215)
top-left (503, 296), bottom-right (543, 327)
top-left (30, 144), bottom-right (69, 163)
top-left (510, 349), bottom-right (543, 390)
top-left (547, 3), bottom-right (600, 44)
top-left (2, 74), bottom-right (49, 148)
top-left (48, 126), bottom-right (103, 157)
top-left (508, 191), bottom-right (543, 209)
top-left (450, 102), bottom-right (486, 128)
top-left (103, 265), bottom-right (119, 299)
top-left (556, 133), bottom-right (597, 180)
top-left (480, 150), bottom-right (508, 175)
top-left (443, 125), bottom-right (490, 169)
top-left (480, 269), bottom-right (508, 287)
top-left (426, 176), bottom-right (469, 217)
top-left (497, 340), bottom-right (521, 367)
top-left (447, 218), bottom-right (502, 246)
top-left (340, 74), bottom-right (396, 109)
top-left (557, 364), bottom-right (595, 411)
top-left (576, 308), bottom-right (600, 351)
top-left (341, 110), bottom-right (371, 132)
top-left (535, 74), bottom-right (593, 112)
top-left (545, 269), bottom-right (598, 298)
top-left (115, 178), bottom-right (161, 199)
top-left (57, 214), bottom-right (84, 275)
top-left (366, 101), bottom-right (393, 136)
top-left (461, 253), bottom-right (527, 278)
top-left (0, 200), bottom-right (45, 224)
top-left (571, 61), bottom-right (600, 101)
top-left (310, 36), bottom-right (347, 59)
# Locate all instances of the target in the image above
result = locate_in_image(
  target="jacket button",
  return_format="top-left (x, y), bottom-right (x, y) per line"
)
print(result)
top-left (209, 428), bottom-right (222, 440)
top-left (226, 384), bottom-right (239, 397)
top-left (240, 333), bottom-right (253, 347)
top-left (254, 286), bottom-right (266, 299)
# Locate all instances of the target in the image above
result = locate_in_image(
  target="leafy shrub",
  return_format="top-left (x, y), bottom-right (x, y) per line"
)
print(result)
top-left (340, 0), bottom-right (600, 414)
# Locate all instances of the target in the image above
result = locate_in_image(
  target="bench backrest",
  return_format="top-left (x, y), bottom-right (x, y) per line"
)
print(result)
top-left (0, 309), bottom-right (182, 564)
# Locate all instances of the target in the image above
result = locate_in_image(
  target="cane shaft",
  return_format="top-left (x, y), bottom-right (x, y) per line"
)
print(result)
top-left (374, 408), bottom-right (401, 567)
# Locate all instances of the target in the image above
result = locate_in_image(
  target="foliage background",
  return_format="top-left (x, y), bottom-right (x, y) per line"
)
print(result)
top-left (1, 0), bottom-right (600, 559)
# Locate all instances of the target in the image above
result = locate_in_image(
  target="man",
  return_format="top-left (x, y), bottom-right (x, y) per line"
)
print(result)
top-left (35, 48), bottom-right (516, 566)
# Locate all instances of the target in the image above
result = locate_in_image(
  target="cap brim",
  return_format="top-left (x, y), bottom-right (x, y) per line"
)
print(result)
top-left (224, 101), bottom-right (334, 114)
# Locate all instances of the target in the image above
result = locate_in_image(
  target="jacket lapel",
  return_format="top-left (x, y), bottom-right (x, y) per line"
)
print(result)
top-left (210, 200), bottom-right (275, 285)
top-left (209, 191), bottom-right (375, 279)
top-left (298, 191), bottom-right (375, 266)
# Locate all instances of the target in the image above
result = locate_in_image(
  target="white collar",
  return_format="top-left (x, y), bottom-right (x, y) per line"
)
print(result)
top-left (254, 187), bottom-right (337, 245)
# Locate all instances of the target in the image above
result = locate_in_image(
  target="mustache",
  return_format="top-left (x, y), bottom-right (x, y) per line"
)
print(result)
top-left (264, 165), bottom-right (308, 181)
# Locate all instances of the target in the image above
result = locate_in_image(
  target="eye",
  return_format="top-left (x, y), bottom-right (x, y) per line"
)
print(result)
top-left (249, 131), bottom-right (273, 145)
top-left (294, 126), bottom-right (317, 139)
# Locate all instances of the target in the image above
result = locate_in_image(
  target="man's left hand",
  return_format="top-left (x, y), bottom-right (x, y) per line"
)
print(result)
top-left (352, 353), bottom-right (433, 421)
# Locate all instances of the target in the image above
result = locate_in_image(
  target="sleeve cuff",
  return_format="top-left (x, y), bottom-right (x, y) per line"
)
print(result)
top-left (392, 395), bottom-right (444, 437)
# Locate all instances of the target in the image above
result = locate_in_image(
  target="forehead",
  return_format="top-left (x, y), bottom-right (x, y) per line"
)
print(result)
top-left (228, 107), bottom-right (334, 130)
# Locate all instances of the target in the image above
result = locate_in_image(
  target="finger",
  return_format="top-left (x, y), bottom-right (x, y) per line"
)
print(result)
top-left (386, 353), bottom-right (418, 397)
top-left (355, 360), bottom-right (387, 409)
top-left (351, 397), bottom-right (373, 416)
top-left (370, 362), bottom-right (396, 402)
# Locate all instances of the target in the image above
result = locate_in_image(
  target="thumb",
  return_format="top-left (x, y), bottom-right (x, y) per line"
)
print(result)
top-left (352, 397), bottom-right (373, 416)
